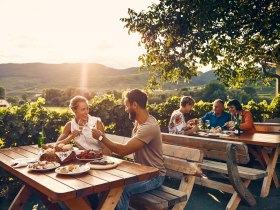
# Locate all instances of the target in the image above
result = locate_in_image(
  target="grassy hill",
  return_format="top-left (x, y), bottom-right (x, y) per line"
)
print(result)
top-left (0, 63), bottom-right (275, 99)
top-left (0, 63), bottom-right (218, 97)
top-left (0, 63), bottom-right (147, 96)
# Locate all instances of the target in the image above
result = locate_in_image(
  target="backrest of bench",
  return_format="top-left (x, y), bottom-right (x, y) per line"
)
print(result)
top-left (106, 133), bottom-right (204, 175)
top-left (162, 133), bottom-right (250, 164)
top-left (162, 144), bottom-right (203, 175)
top-left (254, 122), bottom-right (280, 133)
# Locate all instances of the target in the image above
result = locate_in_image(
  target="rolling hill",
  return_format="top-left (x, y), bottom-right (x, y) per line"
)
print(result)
top-left (0, 63), bottom-right (217, 97)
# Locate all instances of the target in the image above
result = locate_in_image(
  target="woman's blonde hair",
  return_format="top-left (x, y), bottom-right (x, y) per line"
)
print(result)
top-left (69, 96), bottom-right (88, 110)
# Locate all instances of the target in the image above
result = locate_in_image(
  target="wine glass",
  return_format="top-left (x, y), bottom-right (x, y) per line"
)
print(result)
top-left (205, 120), bottom-right (210, 129)
top-left (228, 114), bottom-right (236, 131)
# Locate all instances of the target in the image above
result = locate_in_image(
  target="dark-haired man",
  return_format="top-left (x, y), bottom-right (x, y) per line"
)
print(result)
top-left (92, 89), bottom-right (166, 210)
top-left (201, 99), bottom-right (231, 128)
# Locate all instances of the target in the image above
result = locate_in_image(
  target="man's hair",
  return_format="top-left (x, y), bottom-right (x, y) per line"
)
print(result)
top-left (213, 99), bottom-right (224, 106)
top-left (126, 89), bottom-right (147, 109)
top-left (227, 99), bottom-right (243, 111)
top-left (69, 95), bottom-right (88, 110)
top-left (180, 96), bottom-right (195, 107)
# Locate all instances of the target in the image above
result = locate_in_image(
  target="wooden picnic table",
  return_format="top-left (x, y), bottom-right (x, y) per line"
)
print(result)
top-left (192, 132), bottom-right (280, 197)
top-left (0, 145), bottom-right (159, 210)
top-left (226, 133), bottom-right (279, 198)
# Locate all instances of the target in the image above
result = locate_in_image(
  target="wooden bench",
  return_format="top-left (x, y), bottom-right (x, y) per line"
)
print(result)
top-left (161, 133), bottom-right (268, 210)
top-left (254, 122), bottom-right (280, 133)
top-left (107, 134), bottom-right (204, 210)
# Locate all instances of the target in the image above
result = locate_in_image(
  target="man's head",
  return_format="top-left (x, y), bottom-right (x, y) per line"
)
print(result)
top-left (212, 99), bottom-right (225, 116)
top-left (124, 89), bottom-right (147, 120)
top-left (180, 96), bottom-right (195, 113)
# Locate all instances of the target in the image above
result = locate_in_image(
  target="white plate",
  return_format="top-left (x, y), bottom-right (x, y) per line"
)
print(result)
top-left (223, 130), bottom-right (235, 134)
top-left (86, 159), bottom-right (119, 170)
top-left (27, 162), bottom-right (60, 171)
top-left (197, 132), bottom-right (208, 136)
top-left (208, 133), bottom-right (220, 136)
top-left (55, 165), bottom-right (90, 175)
top-left (11, 158), bottom-right (38, 164)
top-left (76, 157), bottom-right (103, 162)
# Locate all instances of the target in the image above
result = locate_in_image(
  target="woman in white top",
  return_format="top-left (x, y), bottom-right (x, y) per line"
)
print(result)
top-left (56, 95), bottom-right (111, 155)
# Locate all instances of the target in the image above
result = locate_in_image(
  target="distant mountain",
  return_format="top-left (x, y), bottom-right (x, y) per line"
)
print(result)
top-left (0, 63), bottom-right (217, 97)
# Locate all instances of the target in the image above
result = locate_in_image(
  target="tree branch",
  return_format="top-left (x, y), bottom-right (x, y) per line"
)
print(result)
top-left (261, 63), bottom-right (280, 79)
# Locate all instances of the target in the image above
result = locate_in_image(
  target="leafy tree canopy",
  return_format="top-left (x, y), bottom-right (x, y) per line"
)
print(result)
top-left (121, 0), bottom-right (280, 89)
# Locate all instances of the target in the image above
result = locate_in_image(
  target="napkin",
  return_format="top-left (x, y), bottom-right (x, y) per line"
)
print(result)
top-left (11, 162), bottom-right (28, 168)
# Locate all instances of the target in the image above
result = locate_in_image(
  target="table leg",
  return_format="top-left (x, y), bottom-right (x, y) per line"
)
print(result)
top-left (8, 185), bottom-right (31, 210)
top-left (64, 197), bottom-right (92, 210)
top-left (260, 145), bottom-right (279, 197)
top-left (97, 186), bottom-right (124, 210)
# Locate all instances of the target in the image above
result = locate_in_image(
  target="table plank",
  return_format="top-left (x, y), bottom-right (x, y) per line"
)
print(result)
top-left (0, 153), bottom-right (76, 201)
top-left (117, 161), bottom-right (159, 181)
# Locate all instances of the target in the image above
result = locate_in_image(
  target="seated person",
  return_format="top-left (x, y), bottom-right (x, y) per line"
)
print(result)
top-left (56, 95), bottom-right (111, 155)
top-left (201, 99), bottom-right (231, 129)
top-left (225, 99), bottom-right (256, 133)
top-left (168, 96), bottom-right (198, 135)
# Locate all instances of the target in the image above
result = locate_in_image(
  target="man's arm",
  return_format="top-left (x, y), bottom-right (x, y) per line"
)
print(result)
top-left (92, 129), bottom-right (145, 157)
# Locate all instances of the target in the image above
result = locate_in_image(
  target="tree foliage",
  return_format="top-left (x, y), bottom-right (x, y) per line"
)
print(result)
top-left (121, 0), bottom-right (280, 89)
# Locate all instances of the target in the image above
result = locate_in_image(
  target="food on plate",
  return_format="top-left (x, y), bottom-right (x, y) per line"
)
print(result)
top-left (76, 150), bottom-right (103, 160)
top-left (28, 161), bottom-right (59, 170)
top-left (39, 143), bottom-right (75, 163)
top-left (57, 164), bottom-right (86, 174)
top-left (39, 152), bottom-right (60, 162)
top-left (90, 159), bottom-right (114, 165)
top-left (209, 127), bottom-right (222, 133)
top-left (62, 144), bottom-right (73, 151)
top-left (42, 143), bottom-right (73, 152)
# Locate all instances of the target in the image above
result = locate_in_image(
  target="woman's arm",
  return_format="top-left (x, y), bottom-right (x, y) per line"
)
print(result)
top-left (240, 111), bottom-right (254, 130)
top-left (56, 122), bottom-right (80, 145)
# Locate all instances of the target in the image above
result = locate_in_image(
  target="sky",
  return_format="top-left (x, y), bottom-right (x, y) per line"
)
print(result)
top-left (0, 0), bottom-right (158, 69)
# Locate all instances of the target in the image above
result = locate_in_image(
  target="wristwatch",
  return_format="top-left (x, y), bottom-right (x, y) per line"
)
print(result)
top-left (98, 133), bottom-right (105, 141)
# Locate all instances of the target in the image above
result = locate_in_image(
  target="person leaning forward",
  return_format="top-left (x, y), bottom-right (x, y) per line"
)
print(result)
top-left (92, 89), bottom-right (166, 210)
top-left (201, 99), bottom-right (231, 129)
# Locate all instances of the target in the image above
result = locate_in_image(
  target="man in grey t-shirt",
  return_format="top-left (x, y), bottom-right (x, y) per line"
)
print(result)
top-left (92, 89), bottom-right (165, 210)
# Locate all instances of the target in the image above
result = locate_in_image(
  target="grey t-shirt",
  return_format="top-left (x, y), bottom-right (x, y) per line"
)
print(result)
top-left (133, 115), bottom-right (166, 176)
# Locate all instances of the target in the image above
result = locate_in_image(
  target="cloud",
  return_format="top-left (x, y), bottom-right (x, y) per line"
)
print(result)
top-left (96, 40), bottom-right (113, 51)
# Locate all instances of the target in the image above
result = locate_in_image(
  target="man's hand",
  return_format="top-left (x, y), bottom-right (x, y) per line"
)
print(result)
top-left (92, 128), bottom-right (103, 140)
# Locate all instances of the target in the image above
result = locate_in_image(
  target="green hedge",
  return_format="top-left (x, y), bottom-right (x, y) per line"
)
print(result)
top-left (1, 94), bottom-right (279, 148)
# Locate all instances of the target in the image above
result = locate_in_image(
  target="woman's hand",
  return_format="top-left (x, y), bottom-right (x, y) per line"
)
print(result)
top-left (224, 121), bottom-right (235, 130)
top-left (69, 129), bottom-right (81, 139)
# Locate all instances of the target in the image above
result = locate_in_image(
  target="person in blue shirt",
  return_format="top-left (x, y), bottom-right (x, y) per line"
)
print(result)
top-left (201, 99), bottom-right (231, 129)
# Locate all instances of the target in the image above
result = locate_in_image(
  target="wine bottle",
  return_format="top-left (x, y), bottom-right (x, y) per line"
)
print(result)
top-left (234, 114), bottom-right (241, 135)
top-left (38, 126), bottom-right (45, 148)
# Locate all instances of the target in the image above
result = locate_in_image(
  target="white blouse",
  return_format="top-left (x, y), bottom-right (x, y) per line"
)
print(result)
top-left (71, 115), bottom-right (101, 151)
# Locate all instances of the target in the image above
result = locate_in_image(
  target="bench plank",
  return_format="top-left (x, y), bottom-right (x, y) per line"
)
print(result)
top-left (201, 160), bottom-right (267, 180)
top-left (254, 123), bottom-right (280, 133)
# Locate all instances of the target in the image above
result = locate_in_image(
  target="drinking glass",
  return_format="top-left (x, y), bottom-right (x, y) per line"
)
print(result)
top-left (205, 120), bottom-right (210, 129)
top-left (78, 119), bottom-right (87, 132)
